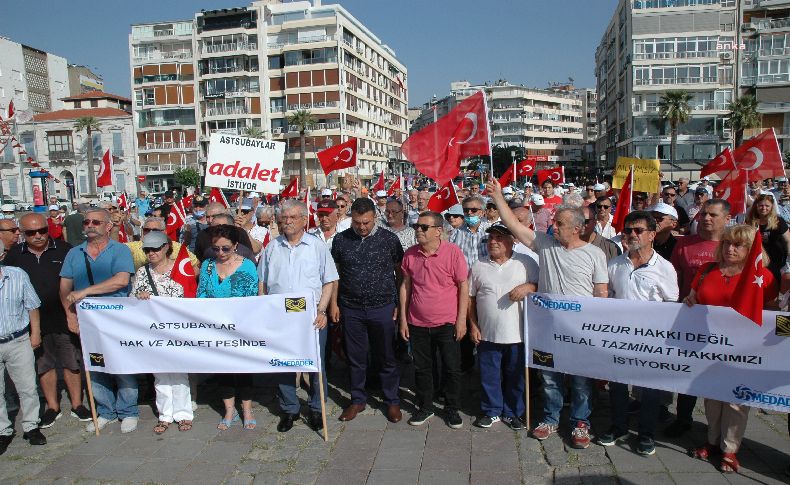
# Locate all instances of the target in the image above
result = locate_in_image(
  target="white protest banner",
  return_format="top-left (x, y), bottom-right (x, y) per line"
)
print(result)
top-left (205, 133), bottom-right (285, 194)
top-left (77, 294), bottom-right (319, 374)
top-left (525, 293), bottom-right (790, 412)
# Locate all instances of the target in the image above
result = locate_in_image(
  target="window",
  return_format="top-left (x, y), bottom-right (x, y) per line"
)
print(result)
top-left (268, 55), bottom-right (283, 69)
top-left (115, 172), bottom-right (126, 192)
top-left (4, 143), bottom-right (14, 162)
top-left (21, 134), bottom-right (35, 159)
top-left (90, 100), bottom-right (98, 108)
top-left (92, 133), bottom-right (102, 157)
top-left (8, 178), bottom-right (18, 197)
top-left (47, 132), bottom-right (73, 158)
top-left (112, 132), bottom-right (124, 156)
top-left (79, 175), bottom-right (87, 194)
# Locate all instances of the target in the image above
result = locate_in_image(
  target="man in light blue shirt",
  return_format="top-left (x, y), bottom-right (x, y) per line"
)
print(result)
top-left (134, 189), bottom-right (151, 217)
top-left (258, 200), bottom-right (338, 433)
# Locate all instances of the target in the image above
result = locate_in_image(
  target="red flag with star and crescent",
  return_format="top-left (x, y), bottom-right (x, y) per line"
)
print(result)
top-left (372, 171), bottom-right (386, 191)
top-left (387, 176), bottom-right (401, 197)
top-left (712, 168), bottom-right (747, 216)
top-left (318, 138), bottom-right (357, 175)
top-left (165, 202), bottom-right (186, 240)
top-left (611, 167), bottom-right (633, 234)
top-left (208, 187), bottom-right (228, 208)
top-left (731, 230), bottom-right (772, 326)
top-left (280, 178), bottom-right (299, 198)
top-left (536, 166), bottom-right (565, 186)
top-left (170, 243), bottom-right (197, 298)
top-left (499, 159), bottom-right (536, 186)
top-left (96, 149), bottom-right (113, 188)
top-left (700, 147), bottom-right (736, 179)
top-left (401, 91), bottom-right (490, 184)
top-left (733, 128), bottom-right (785, 182)
top-left (426, 180), bottom-right (459, 212)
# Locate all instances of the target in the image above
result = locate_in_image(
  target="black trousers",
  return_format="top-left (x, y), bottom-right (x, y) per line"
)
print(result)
top-left (409, 324), bottom-right (461, 412)
top-left (218, 373), bottom-right (253, 401)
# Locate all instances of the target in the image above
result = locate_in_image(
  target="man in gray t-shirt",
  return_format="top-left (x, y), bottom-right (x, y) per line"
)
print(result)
top-left (487, 178), bottom-right (608, 450)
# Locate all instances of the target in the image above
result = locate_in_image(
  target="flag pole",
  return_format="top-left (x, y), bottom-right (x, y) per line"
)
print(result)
top-left (83, 367), bottom-right (100, 437)
top-left (629, 165), bottom-right (634, 212)
top-left (482, 89), bottom-right (494, 181)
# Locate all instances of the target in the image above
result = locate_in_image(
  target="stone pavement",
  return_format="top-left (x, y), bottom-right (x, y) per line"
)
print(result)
top-left (1, 362), bottom-right (788, 485)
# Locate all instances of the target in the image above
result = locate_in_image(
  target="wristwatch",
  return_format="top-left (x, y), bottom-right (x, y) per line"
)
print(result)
top-left (317, 309), bottom-right (327, 315)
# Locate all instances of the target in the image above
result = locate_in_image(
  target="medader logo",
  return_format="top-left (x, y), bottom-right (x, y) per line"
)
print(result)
top-left (89, 353), bottom-right (105, 367)
top-left (79, 302), bottom-right (124, 311)
top-left (530, 295), bottom-right (581, 312)
top-left (532, 350), bottom-right (555, 368)
top-left (284, 297), bottom-right (307, 313)
top-left (270, 358), bottom-right (314, 367)
top-left (732, 385), bottom-right (790, 408)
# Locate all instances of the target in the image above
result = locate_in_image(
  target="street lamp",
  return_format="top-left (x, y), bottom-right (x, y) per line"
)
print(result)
top-left (510, 150), bottom-right (517, 188)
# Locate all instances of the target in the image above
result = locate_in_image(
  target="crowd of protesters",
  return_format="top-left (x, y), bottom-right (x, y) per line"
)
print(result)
top-left (0, 174), bottom-right (788, 477)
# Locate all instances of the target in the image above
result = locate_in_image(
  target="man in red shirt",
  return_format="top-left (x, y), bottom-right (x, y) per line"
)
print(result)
top-left (46, 205), bottom-right (63, 240)
top-left (540, 180), bottom-right (563, 211)
top-left (666, 198), bottom-right (730, 437)
top-left (400, 211), bottom-right (468, 429)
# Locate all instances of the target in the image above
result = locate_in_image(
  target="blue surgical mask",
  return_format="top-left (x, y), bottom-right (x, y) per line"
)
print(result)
top-left (464, 215), bottom-right (480, 227)
top-left (193, 210), bottom-right (205, 218)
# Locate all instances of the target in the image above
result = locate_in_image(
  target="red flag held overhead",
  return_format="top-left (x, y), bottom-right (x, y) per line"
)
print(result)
top-left (387, 176), bottom-right (401, 197)
top-left (317, 138), bottom-right (357, 175)
top-left (700, 147), bottom-right (736, 178)
top-left (280, 178), bottom-right (299, 198)
top-left (426, 180), bottom-right (459, 213)
top-left (165, 202), bottom-right (185, 240)
top-left (208, 187), bottom-right (228, 208)
top-left (7, 100), bottom-right (14, 119)
top-left (712, 168), bottom-right (747, 215)
top-left (733, 128), bottom-right (785, 182)
top-left (536, 166), bottom-right (565, 186)
top-left (372, 171), bottom-right (386, 191)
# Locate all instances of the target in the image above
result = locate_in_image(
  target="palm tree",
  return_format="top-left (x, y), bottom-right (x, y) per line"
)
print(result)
top-left (726, 95), bottom-right (761, 147)
top-left (286, 110), bottom-right (316, 184)
top-left (243, 126), bottom-right (264, 139)
top-left (658, 90), bottom-right (692, 179)
top-left (74, 116), bottom-right (102, 195)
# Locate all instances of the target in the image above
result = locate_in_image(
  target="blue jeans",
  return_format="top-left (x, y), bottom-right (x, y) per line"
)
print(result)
top-left (278, 327), bottom-right (327, 414)
top-left (541, 370), bottom-right (592, 427)
top-left (478, 341), bottom-right (524, 419)
top-left (610, 384), bottom-right (660, 438)
top-left (90, 372), bottom-right (138, 420)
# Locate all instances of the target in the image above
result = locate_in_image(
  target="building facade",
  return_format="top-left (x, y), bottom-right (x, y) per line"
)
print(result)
top-left (2, 91), bottom-right (138, 203)
top-left (67, 65), bottom-right (105, 96)
top-left (0, 36), bottom-right (70, 117)
top-left (129, 0), bottom-right (409, 191)
top-left (595, 0), bottom-right (738, 179)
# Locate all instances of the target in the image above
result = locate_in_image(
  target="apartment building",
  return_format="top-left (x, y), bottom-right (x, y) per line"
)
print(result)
top-left (0, 36), bottom-right (70, 117)
top-left (129, 0), bottom-right (409, 190)
top-left (595, 0), bottom-right (738, 179)
top-left (412, 80), bottom-right (588, 166)
top-left (740, 0), bottom-right (790, 153)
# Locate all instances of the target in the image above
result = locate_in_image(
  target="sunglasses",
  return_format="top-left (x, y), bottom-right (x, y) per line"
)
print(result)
top-left (212, 245), bottom-right (234, 253)
top-left (462, 207), bottom-right (481, 214)
top-left (445, 214), bottom-right (463, 219)
top-left (663, 193), bottom-right (677, 197)
top-left (337, 205), bottom-right (347, 209)
top-left (596, 205), bottom-right (611, 209)
top-left (0, 227), bottom-right (19, 232)
top-left (411, 223), bottom-right (440, 232)
top-left (142, 227), bottom-right (162, 234)
top-left (23, 227), bottom-right (48, 237)
top-left (143, 244), bottom-right (167, 254)
top-left (622, 227), bottom-right (648, 235)
top-left (82, 219), bottom-right (106, 226)
top-left (241, 209), bottom-right (251, 214)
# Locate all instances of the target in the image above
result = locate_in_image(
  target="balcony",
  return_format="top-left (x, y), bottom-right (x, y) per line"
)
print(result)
top-left (632, 0), bottom-right (725, 9)
top-left (284, 57), bottom-right (337, 67)
top-left (267, 34), bottom-right (338, 49)
top-left (204, 106), bottom-right (249, 117)
top-left (47, 150), bottom-right (75, 160)
top-left (199, 65), bottom-right (259, 76)
top-left (201, 42), bottom-right (257, 54)
top-left (286, 121), bottom-right (341, 133)
top-left (758, 47), bottom-right (790, 57)
top-left (139, 142), bottom-right (199, 152)
top-left (754, 17), bottom-right (790, 31)
top-left (633, 100), bottom-right (729, 112)
top-left (285, 101), bottom-right (339, 111)
top-left (138, 119), bottom-right (196, 129)
top-left (632, 50), bottom-right (719, 61)
top-left (634, 77), bottom-right (719, 86)
top-left (759, 102), bottom-right (790, 112)
top-left (757, 73), bottom-right (790, 84)
top-left (133, 50), bottom-right (192, 64)
top-left (138, 161), bottom-right (200, 174)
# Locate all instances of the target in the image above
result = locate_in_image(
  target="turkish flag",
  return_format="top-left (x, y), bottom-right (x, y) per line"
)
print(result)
top-left (171, 243), bottom-right (197, 298)
top-left (181, 194), bottom-right (193, 209)
top-left (280, 178), bottom-right (299, 198)
top-left (731, 230), bottom-right (767, 325)
top-left (372, 171), bottom-right (386, 191)
top-left (426, 180), bottom-right (459, 212)
top-left (387, 177), bottom-right (401, 197)
top-left (499, 165), bottom-right (517, 187)
top-left (611, 167), bottom-right (633, 234)
top-left (700, 147), bottom-right (736, 178)
top-left (712, 168), bottom-right (747, 215)
top-left (402, 91), bottom-right (490, 184)
top-left (117, 224), bottom-right (128, 243)
top-left (208, 187), bottom-right (228, 208)
top-left (96, 149), bottom-right (113, 188)
top-left (165, 202), bottom-right (185, 240)
top-left (517, 158), bottom-right (536, 177)
top-left (117, 192), bottom-right (128, 210)
top-left (734, 128), bottom-right (786, 182)
top-left (303, 187), bottom-right (317, 229)
top-left (318, 138), bottom-right (357, 175)
top-left (536, 166), bottom-right (565, 186)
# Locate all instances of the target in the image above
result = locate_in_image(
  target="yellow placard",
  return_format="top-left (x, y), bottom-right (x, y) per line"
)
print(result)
top-left (612, 157), bottom-right (660, 193)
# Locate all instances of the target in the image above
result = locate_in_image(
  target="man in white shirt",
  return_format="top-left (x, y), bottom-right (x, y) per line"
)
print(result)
top-left (597, 211), bottom-right (678, 456)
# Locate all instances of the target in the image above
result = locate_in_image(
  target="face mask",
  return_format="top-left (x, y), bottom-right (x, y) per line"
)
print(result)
top-left (193, 210), bottom-right (205, 218)
top-left (464, 215), bottom-right (480, 227)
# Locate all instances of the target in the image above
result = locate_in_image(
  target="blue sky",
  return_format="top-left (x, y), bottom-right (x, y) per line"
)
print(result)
top-left (0, 0), bottom-right (618, 107)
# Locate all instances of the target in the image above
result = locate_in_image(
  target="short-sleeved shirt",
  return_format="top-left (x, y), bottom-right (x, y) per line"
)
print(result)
top-left (692, 263), bottom-right (777, 307)
top-left (4, 239), bottom-right (72, 334)
top-left (62, 212), bottom-right (85, 246)
top-left (542, 195), bottom-right (563, 211)
top-left (470, 253), bottom-right (539, 344)
top-left (401, 241), bottom-right (468, 327)
top-left (198, 258), bottom-right (258, 298)
top-left (0, 266), bottom-right (41, 335)
top-left (60, 239), bottom-right (134, 296)
top-left (533, 208), bottom-right (553, 233)
top-left (384, 225), bottom-right (416, 252)
top-left (449, 222), bottom-right (491, 271)
top-left (259, 232), bottom-right (338, 303)
top-left (331, 226), bottom-right (402, 309)
top-left (589, 233), bottom-right (622, 263)
top-left (132, 265), bottom-right (185, 298)
top-left (608, 250), bottom-right (679, 302)
top-left (47, 217), bottom-right (63, 240)
top-left (670, 234), bottom-right (719, 299)
top-left (654, 234), bottom-right (677, 261)
top-left (595, 218), bottom-right (617, 239)
top-left (134, 198), bottom-right (151, 216)
top-left (533, 232), bottom-right (608, 296)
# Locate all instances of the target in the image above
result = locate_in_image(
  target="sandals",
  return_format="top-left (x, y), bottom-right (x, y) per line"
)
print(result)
top-left (689, 443), bottom-right (720, 461)
top-left (243, 411), bottom-right (256, 430)
top-left (177, 420), bottom-right (193, 432)
top-left (217, 412), bottom-right (239, 431)
top-left (720, 452), bottom-right (740, 473)
top-left (153, 421), bottom-right (170, 434)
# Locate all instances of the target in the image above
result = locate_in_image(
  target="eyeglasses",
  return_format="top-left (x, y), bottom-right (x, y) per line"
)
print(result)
top-left (596, 204), bottom-right (611, 209)
top-left (82, 219), bottom-right (106, 226)
top-left (337, 204), bottom-right (347, 209)
top-left (462, 207), bottom-right (481, 214)
top-left (142, 227), bottom-right (162, 234)
top-left (212, 245), bottom-right (234, 253)
top-left (143, 244), bottom-right (167, 254)
top-left (23, 227), bottom-right (48, 237)
top-left (663, 192), bottom-right (677, 197)
top-left (444, 214), bottom-right (462, 219)
top-left (0, 227), bottom-right (19, 233)
top-left (622, 227), bottom-right (648, 235)
top-left (411, 223), bottom-right (440, 232)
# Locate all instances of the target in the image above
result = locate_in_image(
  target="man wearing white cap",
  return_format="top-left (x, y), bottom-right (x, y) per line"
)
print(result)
top-left (531, 195), bottom-right (552, 233)
top-left (1, 204), bottom-right (16, 222)
top-left (374, 190), bottom-right (388, 225)
top-left (443, 204), bottom-right (465, 236)
top-left (592, 183), bottom-right (607, 200)
top-left (47, 205), bottom-right (64, 241)
top-left (321, 188), bottom-right (333, 199)
top-left (648, 202), bottom-right (679, 260)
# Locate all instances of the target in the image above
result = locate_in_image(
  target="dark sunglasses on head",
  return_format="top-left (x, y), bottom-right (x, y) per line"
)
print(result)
top-left (622, 227), bottom-right (648, 235)
top-left (23, 227), bottom-right (48, 237)
top-left (143, 244), bottom-right (167, 254)
top-left (212, 245), bottom-right (234, 253)
top-left (82, 219), bottom-right (106, 226)
top-left (142, 227), bottom-right (162, 234)
top-left (411, 223), bottom-right (440, 232)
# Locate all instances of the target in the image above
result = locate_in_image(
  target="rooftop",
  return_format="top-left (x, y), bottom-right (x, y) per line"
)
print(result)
top-left (32, 107), bottom-right (131, 122)
top-left (60, 91), bottom-right (131, 103)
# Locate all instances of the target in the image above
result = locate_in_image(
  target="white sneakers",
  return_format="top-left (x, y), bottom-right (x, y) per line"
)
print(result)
top-left (84, 416), bottom-right (138, 433)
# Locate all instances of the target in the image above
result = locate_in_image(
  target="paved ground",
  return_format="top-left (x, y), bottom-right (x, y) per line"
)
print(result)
top-left (1, 361), bottom-right (788, 485)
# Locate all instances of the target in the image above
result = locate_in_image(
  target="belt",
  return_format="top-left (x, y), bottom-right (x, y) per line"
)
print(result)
top-left (0, 326), bottom-right (29, 344)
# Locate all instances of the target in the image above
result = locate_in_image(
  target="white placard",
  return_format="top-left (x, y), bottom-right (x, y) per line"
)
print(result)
top-left (204, 133), bottom-right (285, 193)
top-left (76, 294), bottom-right (319, 374)
top-left (525, 293), bottom-right (790, 412)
